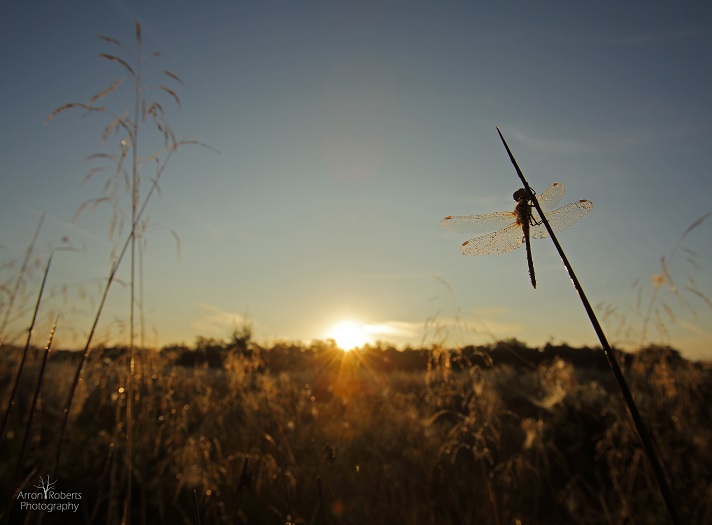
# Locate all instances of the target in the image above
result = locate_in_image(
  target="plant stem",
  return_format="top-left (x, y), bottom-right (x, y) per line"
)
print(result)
top-left (496, 127), bottom-right (680, 525)
top-left (0, 252), bottom-right (53, 446)
top-left (124, 20), bottom-right (143, 525)
top-left (0, 212), bottom-right (45, 347)
top-left (53, 147), bottom-right (177, 476)
top-left (318, 476), bottom-right (329, 525)
top-left (13, 317), bottom-right (58, 484)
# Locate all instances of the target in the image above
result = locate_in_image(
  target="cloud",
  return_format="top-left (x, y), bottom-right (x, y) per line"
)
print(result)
top-left (469, 306), bottom-right (526, 338)
top-left (678, 320), bottom-right (705, 336)
top-left (364, 272), bottom-right (436, 281)
top-left (34, 208), bottom-right (113, 248)
top-left (505, 125), bottom-right (691, 158)
top-left (421, 306), bottom-right (525, 346)
top-left (364, 320), bottom-right (422, 339)
top-left (506, 128), bottom-right (596, 156)
top-left (179, 206), bottom-right (261, 245)
top-left (191, 303), bottom-right (253, 337)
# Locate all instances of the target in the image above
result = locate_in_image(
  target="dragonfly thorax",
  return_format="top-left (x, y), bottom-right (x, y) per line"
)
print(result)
top-left (514, 199), bottom-right (533, 226)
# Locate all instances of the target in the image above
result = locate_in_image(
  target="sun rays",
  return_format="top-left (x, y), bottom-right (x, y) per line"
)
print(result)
top-left (325, 320), bottom-right (372, 351)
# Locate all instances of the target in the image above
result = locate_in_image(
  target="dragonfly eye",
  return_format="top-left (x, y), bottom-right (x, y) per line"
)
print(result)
top-left (513, 188), bottom-right (528, 202)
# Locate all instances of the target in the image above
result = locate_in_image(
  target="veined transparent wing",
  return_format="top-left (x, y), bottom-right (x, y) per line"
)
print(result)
top-left (439, 182), bottom-right (566, 235)
top-left (536, 182), bottom-right (566, 212)
top-left (529, 199), bottom-right (594, 239)
top-left (460, 223), bottom-right (527, 255)
top-left (459, 198), bottom-right (594, 256)
top-left (440, 210), bottom-right (517, 235)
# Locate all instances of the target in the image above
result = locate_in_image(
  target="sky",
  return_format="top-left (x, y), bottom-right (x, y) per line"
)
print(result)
top-left (1, 1), bottom-right (712, 359)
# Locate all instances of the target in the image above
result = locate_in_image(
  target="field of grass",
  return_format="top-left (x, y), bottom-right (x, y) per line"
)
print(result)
top-left (1, 337), bottom-right (710, 524)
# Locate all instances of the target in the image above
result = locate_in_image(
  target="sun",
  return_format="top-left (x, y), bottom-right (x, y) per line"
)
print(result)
top-left (326, 320), bottom-right (371, 351)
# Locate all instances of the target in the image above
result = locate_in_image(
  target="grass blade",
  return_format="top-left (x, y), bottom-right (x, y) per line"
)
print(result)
top-left (0, 213), bottom-right (44, 346)
top-left (13, 317), bottom-right (59, 484)
top-left (192, 488), bottom-right (202, 525)
top-left (0, 251), bottom-right (53, 447)
top-left (100, 53), bottom-right (135, 76)
top-left (159, 86), bottom-right (181, 108)
top-left (496, 126), bottom-right (681, 525)
top-left (162, 70), bottom-right (184, 85)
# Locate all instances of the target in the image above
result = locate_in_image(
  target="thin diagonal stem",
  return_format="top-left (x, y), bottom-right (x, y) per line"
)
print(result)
top-left (317, 476), bottom-right (329, 525)
top-left (13, 317), bottom-right (58, 484)
top-left (496, 127), bottom-right (680, 525)
top-left (0, 252), bottom-right (53, 446)
top-left (53, 146), bottom-right (177, 476)
top-left (6, 318), bottom-right (58, 525)
top-left (0, 212), bottom-right (45, 346)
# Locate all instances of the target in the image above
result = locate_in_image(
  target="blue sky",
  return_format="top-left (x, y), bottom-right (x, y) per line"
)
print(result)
top-left (1, 1), bottom-right (711, 358)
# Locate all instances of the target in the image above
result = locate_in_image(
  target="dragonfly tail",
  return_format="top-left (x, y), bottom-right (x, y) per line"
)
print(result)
top-left (524, 230), bottom-right (536, 289)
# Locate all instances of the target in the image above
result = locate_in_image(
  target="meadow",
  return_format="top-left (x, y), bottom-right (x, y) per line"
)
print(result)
top-left (1, 337), bottom-right (710, 524)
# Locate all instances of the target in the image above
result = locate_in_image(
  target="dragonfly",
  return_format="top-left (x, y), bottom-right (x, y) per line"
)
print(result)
top-left (440, 182), bottom-right (594, 288)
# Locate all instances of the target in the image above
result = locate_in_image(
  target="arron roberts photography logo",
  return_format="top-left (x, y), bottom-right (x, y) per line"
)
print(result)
top-left (16, 475), bottom-right (81, 513)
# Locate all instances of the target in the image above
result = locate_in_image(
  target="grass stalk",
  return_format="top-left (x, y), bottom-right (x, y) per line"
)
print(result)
top-left (0, 212), bottom-right (45, 347)
top-left (317, 476), bottom-right (328, 525)
top-left (49, 19), bottom-right (213, 486)
top-left (481, 461), bottom-right (500, 525)
top-left (12, 317), bottom-right (59, 484)
top-left (124, 20), bottom-right (144, 525)
top-left (496, 126), bottom-right (681, 525)
top-left (192, 487), bottom-right (202, 525)
top-left (52, 145), bottom-right (178, 475)
top-left (5, 318), bottom-right (59, 525)
top-left (0, 252), bottom-right (54, 446)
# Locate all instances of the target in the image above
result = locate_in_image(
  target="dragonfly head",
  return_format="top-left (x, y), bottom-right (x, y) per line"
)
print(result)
top-left (513, 188), bottom-right (529, 202)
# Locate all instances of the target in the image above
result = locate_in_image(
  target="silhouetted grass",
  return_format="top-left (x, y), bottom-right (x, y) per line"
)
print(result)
top-left (495, 128), bottom-right (710, 525)
top-left (0, 19), bottom-right (213, 525)
top-left (0, 338), bottom-right (710, 523)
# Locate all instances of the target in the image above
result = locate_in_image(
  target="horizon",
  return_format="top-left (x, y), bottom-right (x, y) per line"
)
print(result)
top-left (3, 332), bottom-right (703, 363)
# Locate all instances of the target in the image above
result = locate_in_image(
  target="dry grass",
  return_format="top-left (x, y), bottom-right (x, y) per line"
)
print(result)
top-left (1, 340), bottom-right (710, 523)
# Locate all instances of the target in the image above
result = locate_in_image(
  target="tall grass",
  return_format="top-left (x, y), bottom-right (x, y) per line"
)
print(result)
top-left (0, 19), bottom-right (210, 524)
top-left (598, 212), bottom-right (712, 350)
top-left (1, 338), bottom-right (710, 523)
top-left (0, 214), bottom-right (45, 349)
top-left (494, 128), bottom-right (709, 525)
top-left (0, 252), bottom-right (54, 450)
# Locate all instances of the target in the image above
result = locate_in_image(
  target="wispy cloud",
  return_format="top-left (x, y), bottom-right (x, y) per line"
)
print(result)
top-left (422, 306), bottom-right (524, 346)
top-left (191, 303), bottom-right (253, 337)
top-left (364, 320), bottom-right (422, 339)
top-left (364, 271), bottom-right (436, 281)
top-left (178, 204), bottom-right (263, 245)
top-left (26, 207), bottom-right (113, 248)
top-left (679, 320), bottom-right (705, 336)
top-left (506, 128), bottom-right (597, 156)
top-left (505, 125), bottom-right (692, 157)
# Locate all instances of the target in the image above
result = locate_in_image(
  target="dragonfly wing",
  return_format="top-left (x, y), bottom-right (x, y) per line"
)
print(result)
top-left (440, 211), bottom-right (517, 234)
top-left (530, 199), bottom-right (594, 238)
top-left (535, 182), bottom-right (566, 211)
top-left (460, 223), bottom-right (525, 255)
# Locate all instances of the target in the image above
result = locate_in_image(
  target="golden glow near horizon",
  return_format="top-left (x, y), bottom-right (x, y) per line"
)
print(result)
top-left (325, 320), bottom-right (372, 351)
